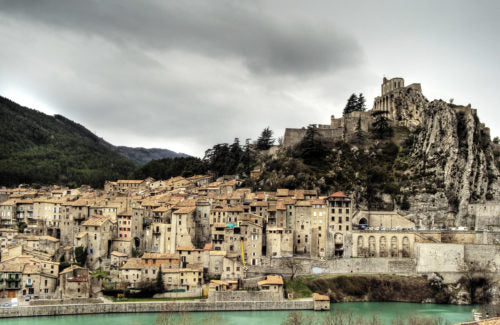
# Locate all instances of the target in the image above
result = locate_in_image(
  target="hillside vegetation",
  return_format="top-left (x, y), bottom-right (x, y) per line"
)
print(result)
top-left (0, 96), bottom-right (136, 187)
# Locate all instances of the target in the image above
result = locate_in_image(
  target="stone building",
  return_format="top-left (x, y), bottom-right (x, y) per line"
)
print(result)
top-left (266, 228), bottom-right (293, 257)
top-left (76, 215), bottom-right (116, 268)
top-left (326, 192), bottom-right (353, 258)
top-left (294, 200), bottom-right (312, 255)
top-left (372, 77), bottom-right (424, 128)
top-left (59, 265), bottom-right (91, 299)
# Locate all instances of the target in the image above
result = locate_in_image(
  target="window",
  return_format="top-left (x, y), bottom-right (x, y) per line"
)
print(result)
top-left (339, 225), bottom-right (342, 231)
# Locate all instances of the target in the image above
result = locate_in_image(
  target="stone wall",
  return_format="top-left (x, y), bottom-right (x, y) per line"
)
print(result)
top-left (0, 300), bottom-right (314, 318)
top-left (415, 243), bottom-right (464, 273)
top-left (247, 256), bottom-right (417, 277)
top-left (29, 298), bottom-right (102, 306)
top-left (469, 202), bottom-right (500, 230)
top-left (207, 290), bottom-right (283, 302)
top-left (464, 244), bottom-right (500, 272)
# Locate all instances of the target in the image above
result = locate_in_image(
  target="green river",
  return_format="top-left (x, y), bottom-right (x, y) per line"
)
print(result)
top-left (0, 302), bottom-right (476, 325)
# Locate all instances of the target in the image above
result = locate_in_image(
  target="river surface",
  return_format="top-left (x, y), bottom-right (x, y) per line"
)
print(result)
top-left (0, 302), bottom-right (476, 325)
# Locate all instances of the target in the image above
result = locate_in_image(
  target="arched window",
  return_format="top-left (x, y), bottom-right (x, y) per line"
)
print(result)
top-left (368, 236), bottom-right (376, 257)
top-left (402, 237), bottom-right (410, 257)
top-left (391, 236), bottom-right (398, 257)
top-left (357, 236), bottom-right (365, 257)
top-left (379, 236), bottom-right (387, 257)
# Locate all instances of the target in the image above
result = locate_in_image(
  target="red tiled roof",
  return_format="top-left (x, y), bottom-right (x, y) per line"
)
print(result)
top-left (329, 192), bottom-right (347, 198)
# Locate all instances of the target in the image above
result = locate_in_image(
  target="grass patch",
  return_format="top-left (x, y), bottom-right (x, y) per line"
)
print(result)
top-left (284, 277), bottom-right (313, 298)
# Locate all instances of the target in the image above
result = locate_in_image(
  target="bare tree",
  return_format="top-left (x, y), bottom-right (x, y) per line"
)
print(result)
top-left (283, 257), bottom-right (303, 280)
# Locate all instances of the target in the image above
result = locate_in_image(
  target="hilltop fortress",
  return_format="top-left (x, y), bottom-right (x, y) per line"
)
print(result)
top-left (283, 77), bottom-right (426, 147)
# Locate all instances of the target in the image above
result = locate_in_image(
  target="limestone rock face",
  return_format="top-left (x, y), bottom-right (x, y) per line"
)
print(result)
top-left (407, 100), bottom-right (500, 227)
top-left (391, 87), bottom-right (428, 130)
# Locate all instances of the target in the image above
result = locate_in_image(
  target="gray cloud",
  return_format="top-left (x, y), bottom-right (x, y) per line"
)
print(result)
top-left (0, 0), bottom-right (362, 77)
top-left (0, 1), bottom-right (498, 157)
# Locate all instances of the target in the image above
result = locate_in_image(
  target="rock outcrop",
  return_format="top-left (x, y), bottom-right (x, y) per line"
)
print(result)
top-left (406, 101), bottom-right (499, 227)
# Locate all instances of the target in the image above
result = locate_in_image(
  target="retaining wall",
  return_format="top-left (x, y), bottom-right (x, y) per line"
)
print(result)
top-left (0, 300), bottom-right (314, 318)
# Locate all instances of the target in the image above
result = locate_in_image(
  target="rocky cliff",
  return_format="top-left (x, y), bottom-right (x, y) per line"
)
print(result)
top-left (406, 101), bottom-right (499, 227)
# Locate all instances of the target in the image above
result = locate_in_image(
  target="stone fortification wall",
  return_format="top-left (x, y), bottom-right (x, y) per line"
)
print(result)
top-left (469, 202), bottom-right (500, 230)
top-left (415, 243), bottom-right (464, 273)
top-left (207, 290), bottom-right (283, 302)
top-left (464, 244), bottom-right (500, 272)
top-left (0, 300), bottom-right (314, 318)
top-left (30, 298), bottom-right (102, 306)
top-left (247, 256), bottom-right (417, 277)
top-left (283, 128), bottom-right (344, 148)
top-left (282, 111), bottom-right (371, 148)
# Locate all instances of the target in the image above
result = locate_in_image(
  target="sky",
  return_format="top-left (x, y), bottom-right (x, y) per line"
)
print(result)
top-left (0, 1), bottom-right (499, 157)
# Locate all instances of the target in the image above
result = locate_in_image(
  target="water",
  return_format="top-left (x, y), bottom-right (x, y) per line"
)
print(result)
top-left (0, 302), bottom-right (476, 325)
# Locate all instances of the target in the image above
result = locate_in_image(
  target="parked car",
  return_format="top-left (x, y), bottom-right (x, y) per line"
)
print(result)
top-left (25, 296), bottom-right (31, 302)
top-left (3, 303), bottom-right (10, 308)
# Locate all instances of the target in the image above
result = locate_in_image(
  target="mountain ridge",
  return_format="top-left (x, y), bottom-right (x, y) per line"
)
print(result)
top-left (0, 95), bottom-right (186, 187)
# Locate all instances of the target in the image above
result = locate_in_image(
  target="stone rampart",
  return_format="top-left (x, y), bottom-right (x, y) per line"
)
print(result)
top-left (207, 290), bottom-right (283, 302)
top-left (0, 300), bottom-right (314, 318)
top-left (415, 243), bottom-right (464, 273)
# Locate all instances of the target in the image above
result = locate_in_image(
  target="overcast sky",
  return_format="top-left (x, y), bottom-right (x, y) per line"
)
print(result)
top-left (1, 1), bottom-right (499, 157)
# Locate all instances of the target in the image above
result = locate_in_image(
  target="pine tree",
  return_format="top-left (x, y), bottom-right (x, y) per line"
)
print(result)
top-left (156, 267), bottom-right (164, 293)
top-left (256, 127), bottom-right (274, 150)
top-left (297, 124), bottom-right (328, 164)
top-left (343, 94), bottom-right (358, 115)
top-left (356, 117), bottom-right (363, 139)
top-left (371, 111), bottom-right (393, 139)
top-left (356, 93), bottom-right (366, 112)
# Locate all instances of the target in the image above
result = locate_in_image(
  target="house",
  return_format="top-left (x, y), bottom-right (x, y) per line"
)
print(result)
top-left (59, 265), bottom-right (91, 299)
top-left (257, 275), bottom-right (284, 299)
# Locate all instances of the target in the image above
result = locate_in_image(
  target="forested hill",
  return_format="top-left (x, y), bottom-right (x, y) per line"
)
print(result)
top-left (0, 96), bottom-right (183, 187)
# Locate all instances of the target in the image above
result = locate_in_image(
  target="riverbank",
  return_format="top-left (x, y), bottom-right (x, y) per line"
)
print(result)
top-left (0, 299), bottom-right (314, 318)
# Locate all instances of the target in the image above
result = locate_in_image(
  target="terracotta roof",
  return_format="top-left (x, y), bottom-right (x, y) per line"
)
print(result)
top-left (76, 231), bottom-right (88, 239)
top-left (258, 275), bottom-right (283, 286)
top-left (313, 293), bottom-right (330, 301)
top-left (117, 180), bottom-right (144, 184)
top-left (60, 265), bottom-right (86, 274)
top-left (250, 201), bottom-right (268, 207)
top-left (82, 215), bottom-right (107, 226)
top-left (276, 200), bottom-right (286, 211)
top-left (173, 206), bottom-right (195, 214)
top-left (329, 192), bottom-right (348, 198)
top-left (295, 200), bottom-right (311, 207)
top-left (141, 253), bottom-right (180, 260)
top-left (276, 189), bottom-right (289, 196)
top-left (153, 206), bottom-right (170, 212)
top-left (120, 258), bottom-right (142, 270)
